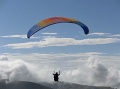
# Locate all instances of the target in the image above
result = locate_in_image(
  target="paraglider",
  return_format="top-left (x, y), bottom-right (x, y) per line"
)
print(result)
top-left (53, 71), bottom-right (60, 82)
top-left (27, 17), bottom-right (89, 38)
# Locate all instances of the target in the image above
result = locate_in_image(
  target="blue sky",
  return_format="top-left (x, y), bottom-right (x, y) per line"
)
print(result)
top-left (0, 0), bottom-right (120, 86)
top-left (0, 0), bottom-right (120, 55)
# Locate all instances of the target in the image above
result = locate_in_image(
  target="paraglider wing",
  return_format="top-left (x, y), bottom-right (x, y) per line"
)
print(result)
top-left (27, 17), bottom-right (89, 38)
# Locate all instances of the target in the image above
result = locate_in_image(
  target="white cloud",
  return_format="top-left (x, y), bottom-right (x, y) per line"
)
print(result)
top-left (0, 55), bottom-right (9, 61)
top-left (0, 54), bottom-right (120, 88)
top-left (1, 52), bottom-right (120, 69)
top-left (42, 32), bottom-right (57, 35)
top-left (109, 34), bottom-right (120, 37)
top-left (1, 35), bottom-right (27, 38)
top-left (89, 32), bottom-right (110, 36)
top-left (4, 37), bottom-right (120, 49)
top-left (4, 41), bottom-right (40, 49)
top-left (1, 52), bottom-right (101, 62)
top-left (0, 52), bottom-right (104, 69)
top-left (1, 35), bottom-right (38, 39)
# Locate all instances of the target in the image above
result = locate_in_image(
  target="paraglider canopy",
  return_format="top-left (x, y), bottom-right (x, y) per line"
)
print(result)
top-left (27, 17), bottom-right (89, 38)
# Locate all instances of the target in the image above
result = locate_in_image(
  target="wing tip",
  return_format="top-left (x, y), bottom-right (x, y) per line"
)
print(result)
top-left (27, 32), bottom-right (31, 39)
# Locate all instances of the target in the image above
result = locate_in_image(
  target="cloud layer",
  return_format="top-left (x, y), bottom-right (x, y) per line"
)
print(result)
top-left (0, 55), bottom-right (120, 88)
top-left (0, 35), bottom-right (37, 39)
top-left (1, 33), bottom-right (120, 49)
top-left (4, 37), bottom-right (120, 49)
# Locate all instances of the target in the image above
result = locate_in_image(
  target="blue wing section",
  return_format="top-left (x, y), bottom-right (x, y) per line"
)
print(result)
top-left (27, 25), bottom-right (41, 38)
top-left (75, 21), bottom-right (89, 35)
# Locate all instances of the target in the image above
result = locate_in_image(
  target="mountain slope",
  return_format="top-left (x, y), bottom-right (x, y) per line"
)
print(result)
top-left (0, 80), bottom-right (114, 89)
top-left (0, 80), bottom-right (52, 89)
top-left (41, 81), bottom-right (114, 89)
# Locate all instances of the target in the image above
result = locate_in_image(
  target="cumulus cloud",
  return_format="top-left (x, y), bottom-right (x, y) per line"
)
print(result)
top-left (88, 57), bottom-right (109, 84)
top-left (0, 55), bottom-right (120, 88)
top-left (0, 55), bottom-right (9, 61)
top-left (4, 37), bottom-right (120, 49)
